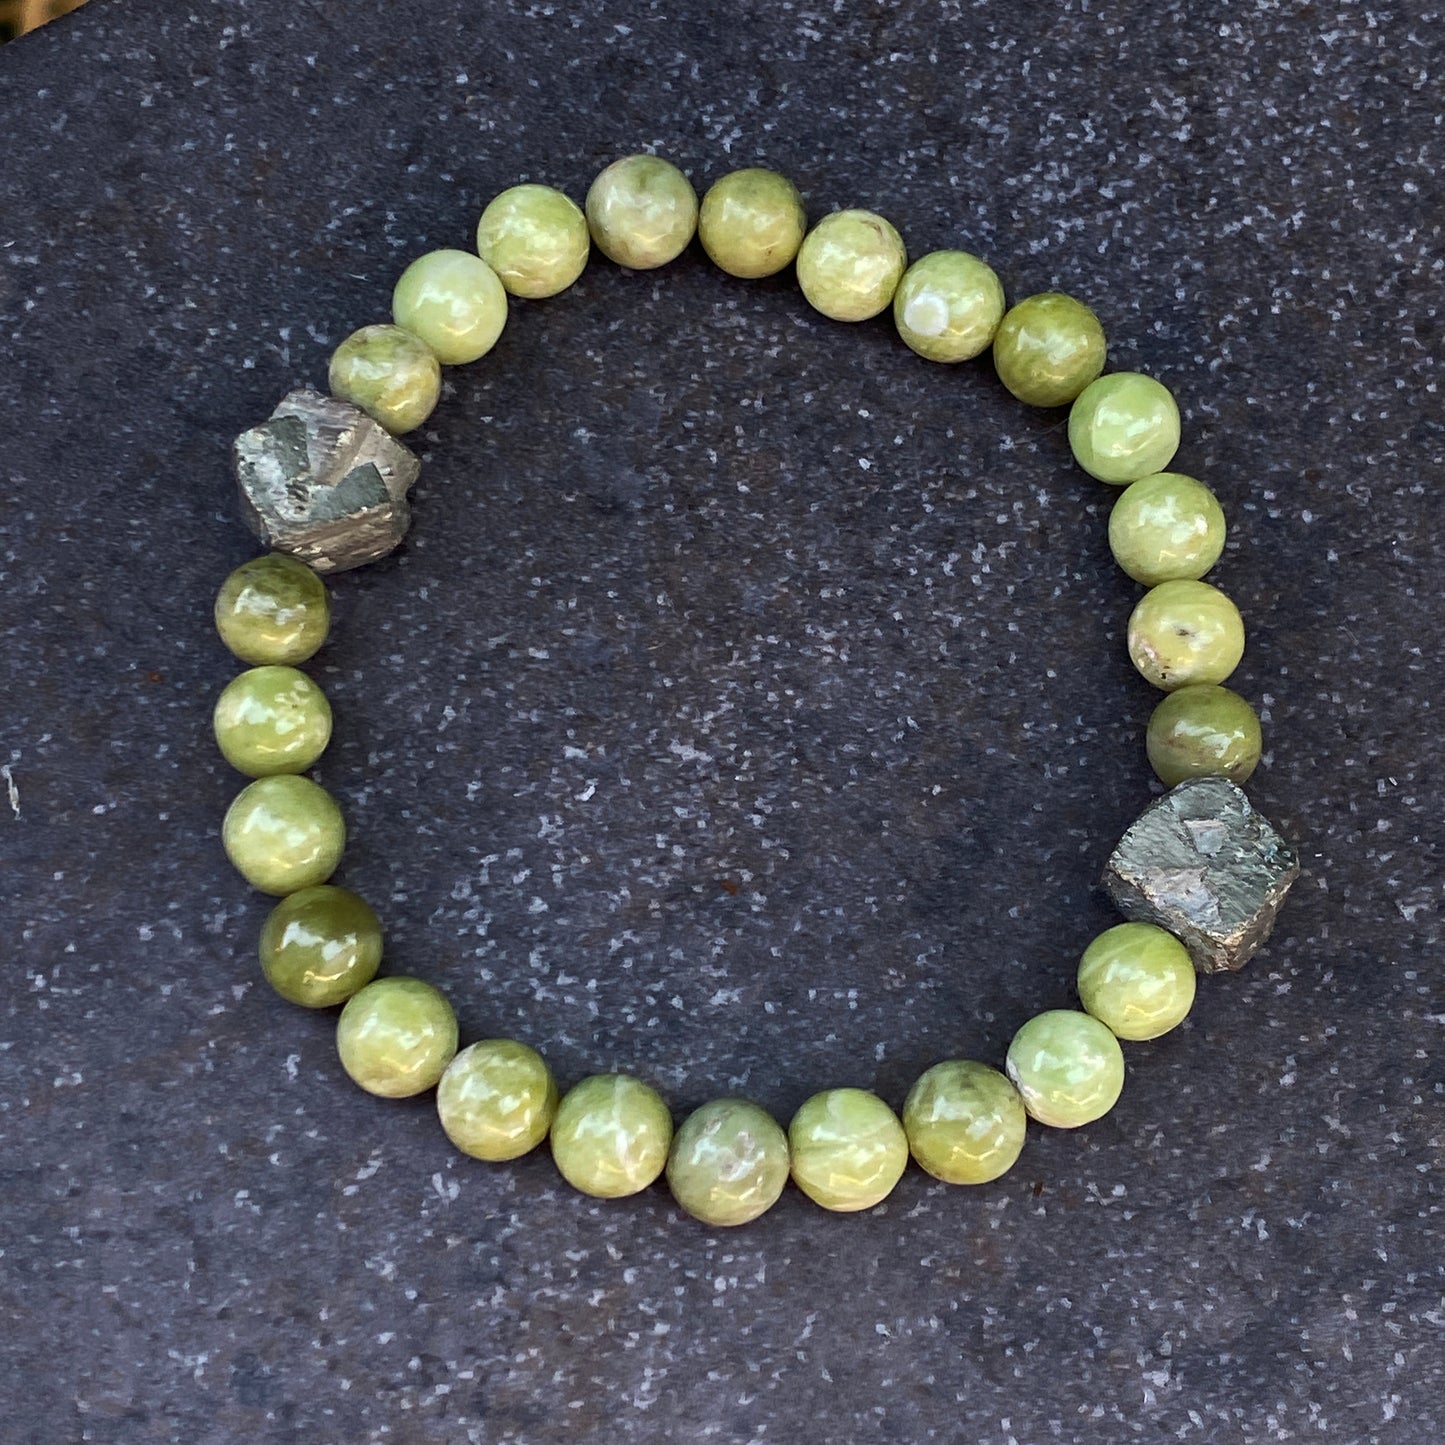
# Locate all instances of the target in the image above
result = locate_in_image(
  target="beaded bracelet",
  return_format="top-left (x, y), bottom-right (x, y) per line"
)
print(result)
top-left (212, 153), bottom-right (1299, 1226)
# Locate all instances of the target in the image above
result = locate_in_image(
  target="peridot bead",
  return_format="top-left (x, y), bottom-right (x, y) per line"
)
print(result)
top-left (327, 323), bottom-right (441, 435)
top-left (892, 250), bottom-right (1005, 363)
top-left (1146, 683), bottom-right (1262, 786)
top-left (787, 1088), bottom-right (908, 1212)
top-left (1127, 579), bottom-right (1245, 691)
top-left (336, 977), bottom-right (458, 1098)
top-left (991, 292), bottom-right (1106, 407)
top-left (258, 884), bottom-right (382, 1008)
top-left (1077, 923), bottom-right (1197, 1041)
top-left (666, 1098), bottom-right (790, 1226)
top-left (213, 665), bottom-right (332, 777)
top-left (795, 209), bottom-right (907, 322)
top-left (585, 155), bottom-right (698, 271)
top-left (1068, 372), bottom-right (1181, 484)
top-left (437, 1039), bottom-right (559, 1161)
top-left (215, 553), bottom-right (330, 666)
top-left (1006, 1010), bottom-right (1125, 1129)
top-left (550, 1073), bottom-right (673, 1199)
top-left (698, 167), bottom-right (807, 279)
top-left (221, 774), bottom-right (345, 896)
top-left (902, 1061), bottom-right (1027, 1185)
top-left (475, 184), bottom-right (590, 299)
top-left (392, 249), bottom-right (508, 365)
top-left (1109, 472), bottom-right (1227, 585)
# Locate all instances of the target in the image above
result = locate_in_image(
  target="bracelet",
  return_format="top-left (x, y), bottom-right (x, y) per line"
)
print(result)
top-left (212, 153), bottom-right (1299, 1226)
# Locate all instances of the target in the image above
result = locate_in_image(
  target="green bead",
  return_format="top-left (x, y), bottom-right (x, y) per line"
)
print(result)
top-left (550, 1073), bottom-right (673, 1199)
top-left (1005, 1010), bottom-right (1125, 1129)
top-left (221, 774), bottom-right (345, 896)
top-left (1128, 579), bottom-right (1245, 691)
top-left (902, 1061), bottom-right (1027, 1185)
top-left (214, 553), bottom-right (330, 666)
top-left (892, 250), bottom-right (1005, 363)
top-left (213, 665), bottom-right (332, 777)
top-left (585, 155), bottom-right (698, 271)
top-left (327, 323), bottom-right (441, 435)
top-left (475, 184), bottom-right (590, 299)
top-left (1068, 372), bottom-right (1181, 484)
top-left (392, 249), bottom-right (508, 365)
top-left (258, 884), bottom-right (382, 1008)
top-left (787, 1088), bottom-right (908, 1212)
top-left (1146, 683), bottom-right (1262, 786)
top-left (336, 977), bottom-right (458, 1098)
top-left (437, 1039), bottom-right (559, 1161)
top-left (667, 1098), bottom-right (791, 1226)
top-left (1109, 472), bottom-right (1227, 585)
top-left (991, 292), bottom-right (1106, 407)
top-left (698, 167), bottom-right (807, 279)
top-left (1077, 923), bottom-right (1197, 1041)
top-left (795, 209), bottom-right (907, 322)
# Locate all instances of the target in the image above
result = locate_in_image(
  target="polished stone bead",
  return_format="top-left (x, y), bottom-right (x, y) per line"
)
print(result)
top-left (902, 1060), bottom-right (1027, 1185)
top-left (667, 1098), bottom-right (791, 1226)
top-left (550, 1073), bottom-right (673, 1199)
top-left (698, 167), bottom-right (807, 279)
top-left (392, 248), bottom-right (508, 365)
top-left (1147, 683), bottom-right (1262, 786)
top-left (787, 1088), bottom-right (908, 1212)
top-left (1068, 372), bottom-right (1181, 484)
top-left (258, 884), bottom-right (382, 1008)
top-left (337, 977), bottom-right (458, 1098)
top-left (214, 553), bottom-right (331, 665)
top-left (892, 250), bottom-right (1005, 363)
top-left (476, 184), bottom-right (591, 299)
top-left (1128, 579), bottom-right (1245, 691)
top-left (585, 155), bottom-right (698, 271)
top-left (221, 774), bottom-right (345, 895)
top-left (328, 324), bottom-right (441, 435)
top-left (991, 292), bottom-right (1106, 407)
top-left (437, 1039), bottom-right (559, 1162)
top-left (1109, 471), bottom-right (1227, 585)
top-left (213, 665), bottom-right (332, 777)
top-left (795, 209), bottom-right (907, 322)
top-left (1005, 1011), bottom-right (1125, 1129)
top-left (1077, 922), bottom-right (1196, 1040)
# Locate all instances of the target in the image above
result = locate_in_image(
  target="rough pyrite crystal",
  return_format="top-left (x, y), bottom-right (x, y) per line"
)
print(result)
top-left (1102, 776), bottom-right (1299, 974)
top-left (233, 388), bottom-right (421, 572)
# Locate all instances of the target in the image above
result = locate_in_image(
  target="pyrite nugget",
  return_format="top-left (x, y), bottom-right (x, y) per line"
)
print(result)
top-left (1102, 777), bottom-right (1299, 974)
top-left (233, 388), bottom-right (420, 572)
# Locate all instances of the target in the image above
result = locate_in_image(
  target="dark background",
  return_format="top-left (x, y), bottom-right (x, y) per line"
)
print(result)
top-left (2, 1), bottom-right (1441, 1441)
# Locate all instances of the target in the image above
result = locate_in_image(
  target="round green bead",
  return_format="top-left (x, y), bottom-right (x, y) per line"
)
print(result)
top-left (1109, 472), bottom-right (1227, 585)
top-left (667, 1098), bottom-right (790, 1226)
top-left (1147, 683), bottom-right (1262, 786)
top-left (902, 1060), bottom-right (1027, 1185)
top-left (1069, 372), bottom-right (1181, 484)
top-left (437, 1039), bottom-right (559, 1162)
top-left (892, 250), bottom-right (1005, 363)
top-left (550, 1073), bottom-right (673, 1199)
top-left (258, 884), bottom-right (382, 1008)
top-left (585, 155), bottom-right (698, 271)
top-left (214, 553), bottom-right (330, 666)
top-left (392, 248), bottom-right (508, 365)
top-left (327, 323), bottom-right (441, 435)
top-left (336, 977), bottom-right (458, 1098)
top-left (1005, 1010), bottom-right (1125, 1129)
top-left (787, 1088), bottom-right (908, 1212)
top-left (795, 209), bottom-right (907, 322)
top-left (1077, 923), bottom-right (1197, 1041)
top-left (991, 292), bottom-right (1106, 407)
top-left (213, 665), bottom-right (332, 778)
top-left (221, 774), bottom-right (345, 896)
top-left (698, 167), bottom-right (807, 279)
top-left (1127, 579), bottom-right (1245, 691)
top-left (475, 184), bottom-right (590, 299)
